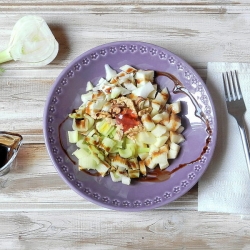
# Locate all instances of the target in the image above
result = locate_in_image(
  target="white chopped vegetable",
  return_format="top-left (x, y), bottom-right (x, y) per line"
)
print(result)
top-left (0, 15), bottom-right (58, 66)
top-left (132, 81), bottom-right (155, 98)
top-left (105, 64), bottom-right (117, 81)
top-left (86, 81), bottom-right (94, 91)
top-left (120, 64), bottom-right (137, 73)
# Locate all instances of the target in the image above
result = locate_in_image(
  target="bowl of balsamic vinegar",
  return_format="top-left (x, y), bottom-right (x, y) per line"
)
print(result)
top-left (0, 132), bottom-right (23, 175)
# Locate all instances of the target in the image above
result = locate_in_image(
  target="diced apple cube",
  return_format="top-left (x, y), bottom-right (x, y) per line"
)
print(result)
top-left (168, 149), bottom-right (179, 159)
top-left (148, 89), bottom-right (157, 99)
top-left (151, 124), bottom-right (167, 137)
top-left (170, 131), bottom-right (185, 144)
top-left (136, 131), bottom-right (156, 144)
top-left (120, 64), bottom-right (137, 73)
top-left (170, 101), bottom-right (181, 114)
top-left (141, 114), bottom-right (155, 131)
top-left (151, 100), bottom-right (161, 111)
top-left (154, 135), bottom-right (169, 147)
top-left (169, 142), bottom-right (180, 151)
top-left (110, 171), bottom-right (122, 182)
top-left (146, 148), bottom-right (168, 169)
top-left (145, 157), bottom-right (158, 169)
top-left (163, 114), bottom-right (181, 131)
top-left (138, 152), bottom-right (149, 160)
top-left (155, 88), bottom-right (169, 106)
top-left (122, 175), bottom-right (131, 185)
top-left (159, 161), bottom-right (169, 170)
top-left (176, 125), bottom-right (185, 133)
top-left (136, 80), bottom-right (147, 88)
top-left (152, 113), bottom-right (164, 123)
top-left (161, 111), bottom-right (170, 119)
top-left (135, 70), bottom-right (154, 83)
top-left (168, 142), bottom-right (180, 159)
top-left (150, 109), bottom-right (158, 118)
top-left (149, 145), bottom-right (159, 156)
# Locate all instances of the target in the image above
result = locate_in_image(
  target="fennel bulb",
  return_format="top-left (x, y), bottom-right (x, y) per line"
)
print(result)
top-left (0, 15), bottom-right (59, 67)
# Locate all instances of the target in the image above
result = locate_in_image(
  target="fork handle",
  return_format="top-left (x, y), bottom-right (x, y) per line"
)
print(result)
top-left (237, 119), bottom-right (250, 174)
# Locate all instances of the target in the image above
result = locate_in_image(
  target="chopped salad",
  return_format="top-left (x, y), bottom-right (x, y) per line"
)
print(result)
top-left (68, 64), bottom-right (185, 185)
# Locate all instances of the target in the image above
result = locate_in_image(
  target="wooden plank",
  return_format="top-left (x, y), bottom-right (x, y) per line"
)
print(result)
top-left (0, 0), bottom-right (249, 5)
top-left (2, 4), bottom-right (250, 14)
top-left (0, 144), bottom-right (197, 210)
top-left (1, 11), bottom-right (250, 70)
top-left (0, 210), bottom-right (249, 250)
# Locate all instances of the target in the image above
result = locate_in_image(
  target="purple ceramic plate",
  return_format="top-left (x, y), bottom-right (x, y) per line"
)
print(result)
top-left (43, 41), bottom-right (217, 211)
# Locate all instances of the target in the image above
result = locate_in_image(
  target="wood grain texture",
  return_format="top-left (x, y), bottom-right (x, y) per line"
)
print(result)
top-left (1, 1), bottom-right (250, 249)
top-left (0, 210), bottom-right (250, 250)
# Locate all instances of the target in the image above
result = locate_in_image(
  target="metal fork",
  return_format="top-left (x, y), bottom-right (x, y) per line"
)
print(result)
top-left (222, 71), bottom-right (250, 174)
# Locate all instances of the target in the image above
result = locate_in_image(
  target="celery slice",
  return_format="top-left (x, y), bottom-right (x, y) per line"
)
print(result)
top-left (118, 148), bottom-right (133, 158)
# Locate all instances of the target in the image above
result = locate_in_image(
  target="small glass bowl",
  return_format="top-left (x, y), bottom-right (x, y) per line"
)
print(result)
top-left (0, 131), bottom-right (23, 176)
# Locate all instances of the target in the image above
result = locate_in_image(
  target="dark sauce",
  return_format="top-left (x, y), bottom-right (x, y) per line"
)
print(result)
top-left (81, 169), bottom-right (101, 177)
top-left (0, 144), bottom-right (8, 169)
top-left (58, 116), bottom-right (76, 165)
top-left (140, 167), bottom-right (171, 182)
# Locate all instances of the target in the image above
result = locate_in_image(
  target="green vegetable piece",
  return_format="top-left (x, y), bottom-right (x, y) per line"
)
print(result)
top-left (79, 157), bottom-right (97, 170)
top-left (137, 147), bottom-right (150, 154)
top-left (100, 137), bottom-right (116, 152)
top-left (72, 148), bottom-right (89, 159)
top-left (118, 148), bottom-right (133, 158)
top-left (96, 119), bottom-right (114, 136)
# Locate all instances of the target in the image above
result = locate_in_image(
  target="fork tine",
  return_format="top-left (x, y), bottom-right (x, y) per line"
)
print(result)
top-left (234, 70), bottom-right (243, 99)
top-left (222, 72), bottom-right (229, 101)
top-left (230, 71), bottom-right (238, 101)
top-left (226, 72), bottom-right (234, 101)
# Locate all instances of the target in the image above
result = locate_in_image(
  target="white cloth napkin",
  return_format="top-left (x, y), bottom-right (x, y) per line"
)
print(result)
top-left (198, 62), bottom-right (250, 214)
